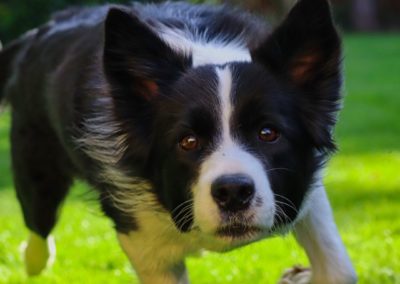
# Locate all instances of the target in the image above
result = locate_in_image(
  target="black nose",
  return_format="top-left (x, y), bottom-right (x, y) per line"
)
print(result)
top-left (211, 175), bottom-right (255, 212)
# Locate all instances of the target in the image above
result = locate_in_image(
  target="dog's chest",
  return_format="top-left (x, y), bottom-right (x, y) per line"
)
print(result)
top-left (117, 211), bottom-right (228, 273)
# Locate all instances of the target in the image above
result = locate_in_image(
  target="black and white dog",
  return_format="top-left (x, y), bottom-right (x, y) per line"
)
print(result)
top-left (0, 0), bottom-right (357, 283)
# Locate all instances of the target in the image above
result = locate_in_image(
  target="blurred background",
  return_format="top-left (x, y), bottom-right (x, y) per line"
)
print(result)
top-left (0, 0), bottom-right (400, 43)
top-left (0, 1), bottom-right (399, 283)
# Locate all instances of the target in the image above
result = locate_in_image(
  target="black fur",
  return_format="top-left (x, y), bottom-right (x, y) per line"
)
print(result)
top-left (0, 39), bottom-right (24, 102)
top-left (252, 0), bottom-right (342, 152)
top-left (0, 0), bottom-right (341, 248)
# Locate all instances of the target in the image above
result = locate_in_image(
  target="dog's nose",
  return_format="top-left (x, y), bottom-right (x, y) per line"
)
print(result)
top-left (211, 174), bottom-right (255, 212)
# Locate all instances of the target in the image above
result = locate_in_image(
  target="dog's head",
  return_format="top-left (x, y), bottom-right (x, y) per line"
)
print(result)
top-left (101, 0), bottom-right (342, 243)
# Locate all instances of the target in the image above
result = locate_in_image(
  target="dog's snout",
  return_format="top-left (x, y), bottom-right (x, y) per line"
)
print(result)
top-left (211, 174), bottom-right (255, 212)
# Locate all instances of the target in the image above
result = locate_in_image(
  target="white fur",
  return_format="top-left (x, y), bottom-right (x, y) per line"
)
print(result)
top-left (77, 103), bottom-right (139, 186)
top-left (158, 27), bottom-right (251, 67)
top-left (193, 66), bottom-right (275, 234)
top-left (117, 211), bottom-right (228, 284)
top-left (294, 183), bottom-right (357, 284)
top-left (77, 110), bottom-right (162, 216)
top-left (21, 232), bottom-right (56, 276)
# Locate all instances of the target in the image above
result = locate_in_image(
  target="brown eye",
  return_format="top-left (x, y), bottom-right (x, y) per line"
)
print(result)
top-left (179, 135), bottom-right (199, 151)
top-left (259, 127), bottom-right (280, 142)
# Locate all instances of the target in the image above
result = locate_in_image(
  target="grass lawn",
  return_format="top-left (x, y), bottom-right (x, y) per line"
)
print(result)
top-left (0, 34), bottom-right (399, 283)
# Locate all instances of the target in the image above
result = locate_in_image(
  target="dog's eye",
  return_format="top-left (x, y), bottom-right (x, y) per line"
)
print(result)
top-left (259, 127), bottom-right (280, 143)
top-left (179, 135), bottom-right (199, 151)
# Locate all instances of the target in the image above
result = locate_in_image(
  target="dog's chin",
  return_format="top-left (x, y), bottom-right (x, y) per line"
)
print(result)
top-left (212, 224), bottom-right (270, 245)
top-left (216, 224), bottom-right (261, 236)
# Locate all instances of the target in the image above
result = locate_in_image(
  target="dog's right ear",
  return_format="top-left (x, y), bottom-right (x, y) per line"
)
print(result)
top-left (103, 8), bottom-right (190, 100)
top-left (251, 0), bottom-right (342, 152)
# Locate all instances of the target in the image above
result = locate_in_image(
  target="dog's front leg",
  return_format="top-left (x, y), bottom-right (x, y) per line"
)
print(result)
top-left (117, 233), bottom-right (189, 284)
top-left (282, 184), bottom-right (357, 284)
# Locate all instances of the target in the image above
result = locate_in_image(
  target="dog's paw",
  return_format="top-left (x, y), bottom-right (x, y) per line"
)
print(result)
top-left (20, 233), bottom-right (56, 276)
top-left (278, 266), bottom-right (311, 284)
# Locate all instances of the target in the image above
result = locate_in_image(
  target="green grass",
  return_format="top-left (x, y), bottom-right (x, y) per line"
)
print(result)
top-left (0, 34), bottom-right (399, 283)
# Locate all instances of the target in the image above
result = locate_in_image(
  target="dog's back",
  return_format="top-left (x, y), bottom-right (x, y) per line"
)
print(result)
top-left (0, 6), bottom-right (105, 125)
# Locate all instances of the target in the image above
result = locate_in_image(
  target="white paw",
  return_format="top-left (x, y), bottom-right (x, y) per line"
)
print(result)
top-left (278, 266), bottom-right (311, 284)
top-left (20, 232), bottom-right (56, 276)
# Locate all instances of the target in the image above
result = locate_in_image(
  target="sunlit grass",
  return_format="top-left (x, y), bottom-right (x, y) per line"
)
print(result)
top-left (0, 35), bottom-right (399, 283)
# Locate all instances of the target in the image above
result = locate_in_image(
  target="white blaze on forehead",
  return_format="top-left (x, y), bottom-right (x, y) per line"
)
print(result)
top-left (193, 66), bottom-right (275, 233)
top-left (157, 28), bottom-right (252, 67)
top-left (216, 66), bottom-right (233, 142)
top-left (191, 43), bottom-right (251, 67)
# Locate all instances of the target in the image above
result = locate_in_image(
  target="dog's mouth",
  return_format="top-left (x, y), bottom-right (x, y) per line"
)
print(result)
top-left (215, 223), bottom-right (264, 239)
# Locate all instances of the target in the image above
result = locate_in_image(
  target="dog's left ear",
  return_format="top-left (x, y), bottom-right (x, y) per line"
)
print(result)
top-left (252, 0), bottom-right (342, 151)
top-left (103, 8), bottom-right (190, 100)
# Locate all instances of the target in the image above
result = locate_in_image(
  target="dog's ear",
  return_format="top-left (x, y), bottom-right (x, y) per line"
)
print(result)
top-left (103, 8), bottom-right (190, 100)
top-left (252, 0), bottom-right (342, 151)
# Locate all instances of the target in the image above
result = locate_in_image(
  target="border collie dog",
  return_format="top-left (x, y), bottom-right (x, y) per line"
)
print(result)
top-left (0, 0), bottom-right (357, 283)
